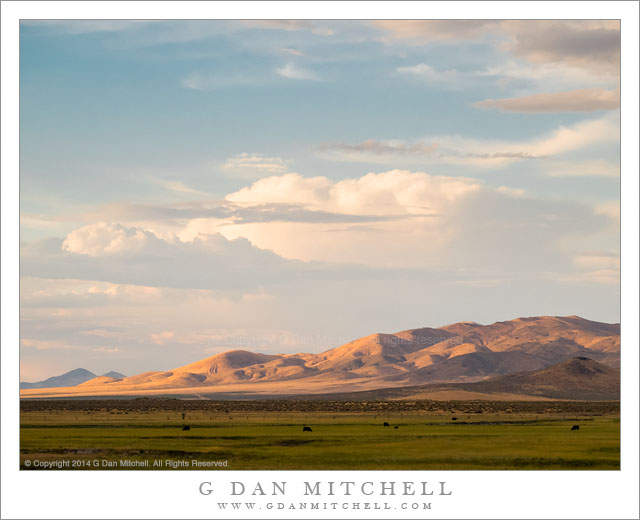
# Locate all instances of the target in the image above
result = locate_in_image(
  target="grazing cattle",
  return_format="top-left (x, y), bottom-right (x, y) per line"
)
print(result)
top-left (383, 422), bottom-right (390, 427)
top-left (182, 425), bottom-right (191, 431)
top-left (571, 425), bottom-right (580, 431)
top-left (394, 426), bottom-right (399, 429)
top-left (302, 426), bottom-right (312, 432)
top-left (451, 417), bottom-right (458, 421)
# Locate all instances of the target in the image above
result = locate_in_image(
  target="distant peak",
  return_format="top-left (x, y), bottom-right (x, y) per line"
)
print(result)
top-left (65, 368), bottom-right (95, 375)
top-left (102, 371), bottom-right (125, 378)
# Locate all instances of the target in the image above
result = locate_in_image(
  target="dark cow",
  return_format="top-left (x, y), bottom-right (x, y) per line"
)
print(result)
top-left (182, 425), bottom-right (191, 431)
top-left (302, 426), bottom-right (312, 432)
top-left (451, 417), bottom-right (458, 421)
top-left (394, 426), bottom-right (399, 429)
top-left (383, 422), bottom-right (390, 427)
top-left (571, 425), bottom-right (580, 431)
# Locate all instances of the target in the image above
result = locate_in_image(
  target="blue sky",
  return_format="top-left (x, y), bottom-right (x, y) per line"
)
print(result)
top-left (19, 20), bottom-right (620, 380)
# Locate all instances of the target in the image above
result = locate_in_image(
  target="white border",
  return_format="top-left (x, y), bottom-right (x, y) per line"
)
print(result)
top-left (2, 2), bottom-right (638, 519)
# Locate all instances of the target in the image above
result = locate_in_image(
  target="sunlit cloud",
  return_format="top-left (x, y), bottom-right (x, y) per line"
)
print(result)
top-left (475, 87), bottom-right (620, 113)
top-left (317, 114), bottom-right (619, 168)
top-left (573, 253), bottom-right (619, 271)
top-left (151, 330), bottom-right (175, 345)
top-left (374, 20), bottom-right (620, 76)
top-left (220, 169), bottom-right (607, 269)
top-left (21, 338), bottom-right (73, 351)
top-left (595, 201), bottom-right (620, 220)
top-left (544, 159), bottom-right (619, 178)
top-left (92, 347), bottom-right (121, 354)
top-left (62, 222), bottom-right (162, 257)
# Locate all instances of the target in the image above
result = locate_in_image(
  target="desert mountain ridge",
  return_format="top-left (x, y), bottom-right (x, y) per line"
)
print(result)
top-left (20, 315), bottom-right (620, 398)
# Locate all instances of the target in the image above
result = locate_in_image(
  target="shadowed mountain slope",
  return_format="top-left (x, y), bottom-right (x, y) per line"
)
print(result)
top-left (290, 357), bottom-right (620, 401)
top-left (467, 356), bottom-right (620, 399)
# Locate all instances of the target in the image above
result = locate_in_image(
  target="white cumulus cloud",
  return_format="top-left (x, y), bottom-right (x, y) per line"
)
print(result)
top-left (62, 222), bottom-right (160, 256)
top-left (216, 169), bottom-right (604, 269)
top-left (225, 170), bottom-right (481, 217)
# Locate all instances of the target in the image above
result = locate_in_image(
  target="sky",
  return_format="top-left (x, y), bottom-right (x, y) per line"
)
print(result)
top-left (19, 20), bottom-right (620, 381)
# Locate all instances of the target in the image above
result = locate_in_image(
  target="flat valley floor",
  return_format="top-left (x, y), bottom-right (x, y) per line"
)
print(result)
top-left (20, 399), bottom-right (620, 470)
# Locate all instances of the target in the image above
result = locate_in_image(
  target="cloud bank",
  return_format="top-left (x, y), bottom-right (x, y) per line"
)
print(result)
top-left (373, 20), bottom-right (620, 76)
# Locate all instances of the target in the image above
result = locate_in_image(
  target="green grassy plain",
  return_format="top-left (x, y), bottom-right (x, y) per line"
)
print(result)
top-left (20, 400), bottom-right (619, 470)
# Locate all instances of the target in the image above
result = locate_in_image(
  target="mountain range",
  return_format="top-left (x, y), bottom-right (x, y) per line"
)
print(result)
top-left (294, 357), bottom-right (620, 401)
top-left (19, 369), bottom-right (126, 389)
top-left (19, 315), bottom-right (619, 399)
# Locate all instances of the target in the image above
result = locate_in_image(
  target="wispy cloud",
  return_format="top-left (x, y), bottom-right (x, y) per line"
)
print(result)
top-left (554, 250), bottom-right (620, 286)
top-left (544, 159), bottom-right (619, 178)
top-left (151, 330), bottom-right (175, 345)
top-left (182, 61), bottom-right (319, 90)
top-left (475, 87), bottom-right (620, 113)
top-left (21, 20), bottom-right (151, 35)
top-left (477, 60), bottom-right (618, 92)
top-left (149, 177), bottom-right (207, 196)
top-left (221, 153), bottom-right (290, 177)
top-left (551, 269), bottom-right (619, 285)
top-left (573, 252), bottom-right (619, 271)
top-left (595, 201), bottom-right (620, 219)
top-left (317, 114), bottom-right (619, 168)
top-left (92, 347), bottom-right (121, 354)
top-left (21, 338), bottom-right (73, 351)
top-left (373, 20), bottom-right (494, 43)
top-left (396, 63), bottom-right (460, 84)
top-left (246, 20), bottom-right (334, 36)
top-left (317, 139), bottom-right (439, 163)
top-left (180, 71), bottom-right (264, 90)
top-left (277, 47), bottom-right (304, 57)
top-left (276, 62), bottom-right (319, 81)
